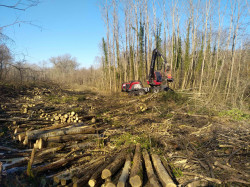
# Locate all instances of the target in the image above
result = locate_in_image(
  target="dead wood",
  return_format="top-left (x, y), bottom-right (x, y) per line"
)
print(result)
top-left (101, 151), bottom-right (126, 179)
top-left (142, 149), bottom-right (160, 187)
top-left (72, 156), bottom-right (106, 183)
top-left (161, 156), bottom-right (175, 181)
top-left (151, 153), bottom-right (176, 187)
top-left (66, 142), bottom-right (95, 150)
top-left (0, 118), bottom-right (15, 122)
top-left (117, 154), bottom-right (132, 187)
top-left (225, 178), bottom-right (250, 185)
top-left (42, 134), bottom-right (98, 143)
top-left (0, 152), bottom-right (30, 159)
top-left (214, 161), bottom-right (249, 178)
top-left (35, 146), bottom-right (64, 158)
top-left (33, 155), bottom-right (82, 175)
top-left (27, 125), bottom-right (95, 140)
top-left (73, 157), bottom-right (107, 187)
top-left (5, 157), bottom-right (29, 170)
top-left (129, 143), bottom-right (143, 187)
top-left (0, 146), bottom-right (22, 153)
top-left (88, 156), bottom-right (115, 187)
top-left (182, 172), bottom-right (222, 184)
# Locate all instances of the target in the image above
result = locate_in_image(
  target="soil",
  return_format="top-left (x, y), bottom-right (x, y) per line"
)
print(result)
top-left (0, 83), bottom-right (249, 186)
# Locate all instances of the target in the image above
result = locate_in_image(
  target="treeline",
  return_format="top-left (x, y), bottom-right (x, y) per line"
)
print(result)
top-left (0, 48), bottom-right (102, 89)
top-left (1, 0), bottom-right (249, 108)
top-left (99, 0), bottom-right (249, 107)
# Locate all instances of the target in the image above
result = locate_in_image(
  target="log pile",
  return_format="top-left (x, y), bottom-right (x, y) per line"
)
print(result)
top-left (1, 139), bottom-right (179, 187)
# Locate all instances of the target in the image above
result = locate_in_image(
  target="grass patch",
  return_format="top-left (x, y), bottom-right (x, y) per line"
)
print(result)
top-left (172, 167), bottom-right (183, 178)
top-left (77, 95), bottom-right (86, 102)
top-left (160, 91), bottom-right (187, 105)
top-left (113, 133), bottom-right (153, 149)
top-left (219, 108), bottom-right (250, 121)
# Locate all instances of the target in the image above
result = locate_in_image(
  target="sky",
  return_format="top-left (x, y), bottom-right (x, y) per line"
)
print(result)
top-left (0, 0), bottom-right (105, 68)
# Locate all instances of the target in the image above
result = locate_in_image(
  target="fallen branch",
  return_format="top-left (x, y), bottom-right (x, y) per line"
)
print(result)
top-left (182, 172), bottom-right (222, 184)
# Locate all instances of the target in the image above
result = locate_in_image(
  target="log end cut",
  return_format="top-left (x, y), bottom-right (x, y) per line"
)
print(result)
top-left (101, 169), bottom-right (112, 179)
top-left (129, 175), bottom-right (142, 187)
top-left (88, 179), bottom-right (96, 187)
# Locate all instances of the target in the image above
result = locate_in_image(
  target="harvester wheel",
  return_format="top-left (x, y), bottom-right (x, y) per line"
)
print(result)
top-left (138, 89), bottom-right (146, 96)
top-left (152, 87), bottom-right (160, 93)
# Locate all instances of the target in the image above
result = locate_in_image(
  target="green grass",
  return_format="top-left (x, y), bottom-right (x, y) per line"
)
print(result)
top-left (113, 132), bottom-right (153, 150)
top-left (77, 95), bottom-right (86, 102)
top-left (160, 91), bottom-right (187, 105)
top-left (219, 108), bottom-right (250, 121)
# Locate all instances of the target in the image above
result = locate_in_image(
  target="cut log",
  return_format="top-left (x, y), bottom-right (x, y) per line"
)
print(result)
top-left (18, 133), bottom-right (26, 142)
top-left (151, 153), bottom-right (176, 187)
top-left (129, 143), bottom-right (143, 187)
top-left (117, 154), bottom-right (132, 187)
top-left (27, 125), bottom-right (95, 140)
top-left (33, 138), bottom-right (43, 149)
top-left (73, 157), bottom-right (107, 187)
top-left (67, 142), bottom-right (95, 150)
top-left (0, 152), bottom-right (30, 159)
top-left (101, 152), bottom-right (126, 179)
top-left (4, 157), bottom-right (29, 170)
top-left (160, 156), bottom-right (175, 180)
top-left (142, 150), bottom-right (160, 187)
top-left (72, 156), bottom-right (106, 183)
top-left (88, 156), bottom-right (115, 187)
top-left (42, 134), bottom-right (99, 143)
top-left (26, 122), bottom-right (84, 138)
top-left (33, 155), bottom-right (82, 175)
top-left (0, 146), bottom-right (22, 153)
top-left (105, 182), bottom-right (116, 187)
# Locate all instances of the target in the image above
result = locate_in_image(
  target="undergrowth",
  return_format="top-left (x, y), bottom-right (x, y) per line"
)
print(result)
top-left (159, 91), bottom-right (187, 105)
top-left (219, 108), bottom-right (250, 121)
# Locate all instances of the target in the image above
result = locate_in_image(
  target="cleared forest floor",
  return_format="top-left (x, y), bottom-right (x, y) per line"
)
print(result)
top-left (0, 83), bottom-right (249, 186)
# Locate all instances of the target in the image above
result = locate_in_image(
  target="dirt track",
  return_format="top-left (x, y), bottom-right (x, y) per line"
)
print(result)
top-left (0, 84), bottom-right (249, 186)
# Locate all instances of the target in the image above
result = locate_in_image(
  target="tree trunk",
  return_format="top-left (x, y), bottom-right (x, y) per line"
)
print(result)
top-left (142, 149), bottom-right (160, 187)
top-left (129, 143), bottom-right (143, 187)
top-left (117, 154), bottom-right (132, 187)
top-left (151, 153), bottom-right (176, 187)
top-left (101, 152), bottom-right (126, 179)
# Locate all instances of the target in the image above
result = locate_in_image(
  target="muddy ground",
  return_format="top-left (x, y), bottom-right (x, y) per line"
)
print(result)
top-left (0, 83), bottom-right (249, 186)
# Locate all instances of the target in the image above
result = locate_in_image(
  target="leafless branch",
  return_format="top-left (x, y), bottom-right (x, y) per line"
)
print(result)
top-left (0, 0), bottom-right (39, 11)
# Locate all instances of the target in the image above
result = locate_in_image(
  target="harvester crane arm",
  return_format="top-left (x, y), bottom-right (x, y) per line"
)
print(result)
top-left (148, 48), bottom-right (170, 83)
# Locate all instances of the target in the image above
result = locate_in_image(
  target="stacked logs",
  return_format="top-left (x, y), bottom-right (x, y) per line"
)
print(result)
top-left (1, 141), bottom-right (177, 186)
top-left (13, 121), bottom-right (96, 148)
top-left (40, 111), bottom-right (82, 124)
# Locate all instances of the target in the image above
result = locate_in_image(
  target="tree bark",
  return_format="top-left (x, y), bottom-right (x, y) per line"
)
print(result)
top-left (142, 149), bottom-right (160, 187)
top-left (101, 151), bottom-right (126, 179)
top-left (129, 143), bottom-right (143, 187)
top-left (33, 155), bottom-right (82, 175)
top-left (117, 154), bottom-right (132, 187)
top-left (151, 153), bottom-right (176, 187)
top-left (27, 125), bottom-right (95, 141)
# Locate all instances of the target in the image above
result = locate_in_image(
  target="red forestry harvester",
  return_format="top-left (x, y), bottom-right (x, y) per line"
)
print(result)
top-left (121, 48), bottom-right (173, 96)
